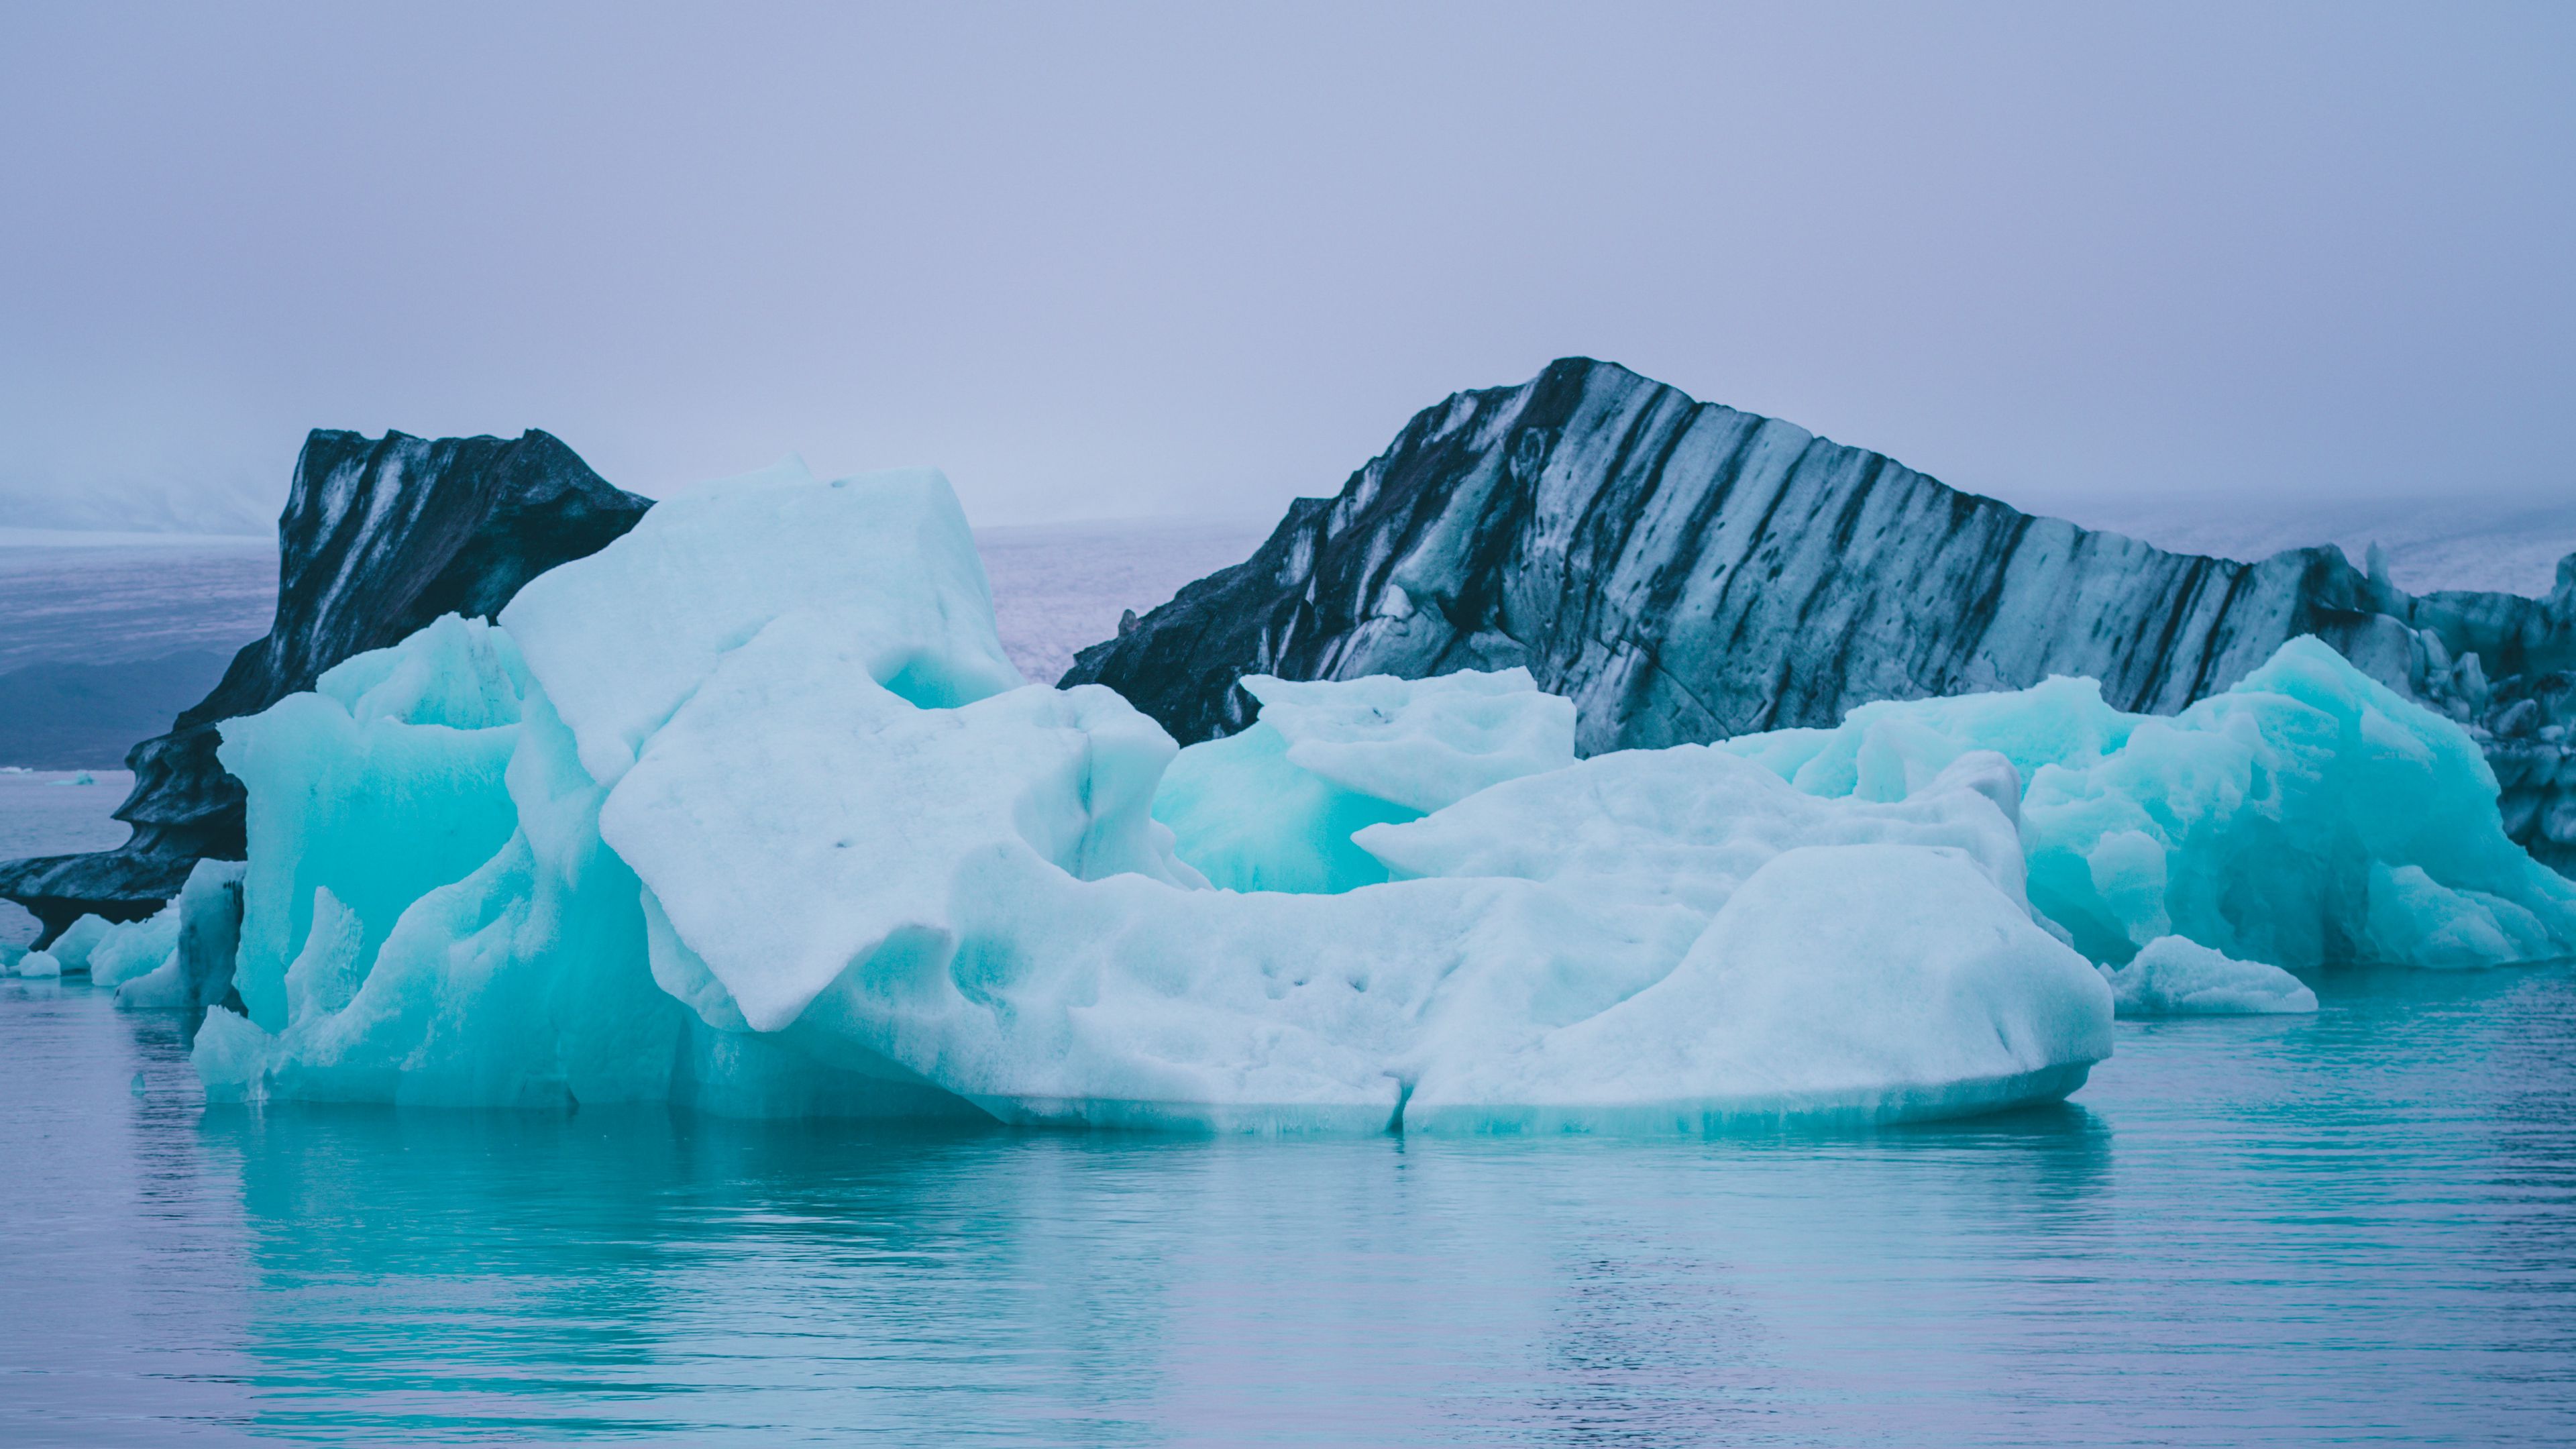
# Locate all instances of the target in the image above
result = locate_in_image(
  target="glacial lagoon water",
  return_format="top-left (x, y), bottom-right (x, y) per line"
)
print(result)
top-left (5, 956), bottom-right (2573, 1445)
top-left (1, 771), bottom-right (2571, 1444)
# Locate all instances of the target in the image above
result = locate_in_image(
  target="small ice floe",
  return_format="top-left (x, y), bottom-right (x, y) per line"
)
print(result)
top-left (2103, 936), bottom-right (2318, 1016)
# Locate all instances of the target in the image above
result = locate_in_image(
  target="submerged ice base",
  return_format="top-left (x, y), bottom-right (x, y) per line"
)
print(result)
top-left (180, 466), bottom-right (2566, 1131)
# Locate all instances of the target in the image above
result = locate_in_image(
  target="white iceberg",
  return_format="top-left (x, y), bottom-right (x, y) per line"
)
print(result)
top-left (194, 466), bottom-right (2116, 1128)
top-left (2104, 936), bottom-right (2318, 1016)
top-left (42, 913), bottom-right (113, 975)
top-left (501, 459), bottom-right (1027, 788)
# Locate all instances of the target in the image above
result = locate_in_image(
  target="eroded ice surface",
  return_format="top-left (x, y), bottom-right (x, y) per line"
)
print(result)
top-left (2105, 936), bottom-right (2318, 1017)
top-left (189, 467), bottom-right (2114, 1129)
top-left (1718, 639), bottom-right (2576, 971)
top-left (1153, 669), bottom-right (1576, 894)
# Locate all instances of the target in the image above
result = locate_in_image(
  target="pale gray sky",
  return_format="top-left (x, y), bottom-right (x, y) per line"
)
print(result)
top-left (2, 1), bottom-right (2569, 529)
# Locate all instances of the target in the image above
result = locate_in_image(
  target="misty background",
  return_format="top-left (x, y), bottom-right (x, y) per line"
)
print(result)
top-left (3, 1), bottom-right (2571, 533)
top-left (3, 2), bottom-right (2575, 771)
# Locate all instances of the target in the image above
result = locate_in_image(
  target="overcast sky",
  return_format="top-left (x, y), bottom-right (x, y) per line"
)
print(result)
top-left (2, 2), bottom-right (2569, 530)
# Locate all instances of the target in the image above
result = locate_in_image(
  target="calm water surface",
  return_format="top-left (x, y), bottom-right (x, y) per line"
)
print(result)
top-left (3, 964), bottom-right (2571, 1446)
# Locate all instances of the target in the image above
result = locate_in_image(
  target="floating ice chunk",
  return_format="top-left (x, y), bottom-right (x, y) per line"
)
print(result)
top-left (501, 462), bottom-right (1025, 789)
top-left (42, 914), bottom-right (112, 975)
top-left (2104, 936), bottom-right (2318, 1016)
top-left (10, 950), bottom-right (62, 979)
top-left (199, 465), bottom-right (1031, 1109)
top-left (1155, 669), bottom-right (1576, 893)
top-left (1352, 747), bottom-right (2088, 1123)
top-left (1722, 638), bottom-right (2576, 971)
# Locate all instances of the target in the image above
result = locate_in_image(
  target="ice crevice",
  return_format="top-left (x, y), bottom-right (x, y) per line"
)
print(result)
top-left (42, 466), bottom-right (2555, 1132)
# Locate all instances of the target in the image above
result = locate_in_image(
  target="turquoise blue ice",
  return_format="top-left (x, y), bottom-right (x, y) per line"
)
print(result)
top-left (31, 468), bottom-right (2561, 1129)
top-left (1716, 639), bottom-right (2576, 971)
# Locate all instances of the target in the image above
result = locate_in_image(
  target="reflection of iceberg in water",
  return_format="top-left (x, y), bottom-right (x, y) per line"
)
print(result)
top-left (192, 1099), bottom-right (2112, 1442)
top-left (19, 962), bottom-right (2572, 1442)
top-left (160, 464), bottom-right (2573, 1132)
top-left (208, 1109), bottom-right (1188, 1439)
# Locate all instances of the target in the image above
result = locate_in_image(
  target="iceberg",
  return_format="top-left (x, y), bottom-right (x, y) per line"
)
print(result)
top-left (192, 466), bottom-right (2113, 1129)
top-left (2104, 936), bottom-right (2318, 1016)
top-left (1718, 640), bottom-right (2576, 971)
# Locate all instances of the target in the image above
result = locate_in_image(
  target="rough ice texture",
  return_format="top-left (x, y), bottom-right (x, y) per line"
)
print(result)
top-left (0, 428), bottom-right (647, 939)
top-left (501, 460), bottom-right (1024, 788)
top-left (1718, 638), bottom-right (2576, 971)
top-left (86, 907), bottom-right (180, 987)
top-left (111, 858), bottom-right (244, 1010)
top-left (1238, 669), bottom-right (1578, 814)
top-left (217, 615), bottom-right (530, 1032)
top-left (196, 468), bottom-right (2112, 1130)
top-left (41, 914), bottom-right (112, 973)
top-left (201, 638), bottom-right (685, 1108)
top-left (1153, 669), bottom-right (1575, 893)
top-left (2104, 936), bottom-right (2318, 1016)
top-left (1063, 358), bottom-right (2576, 877)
